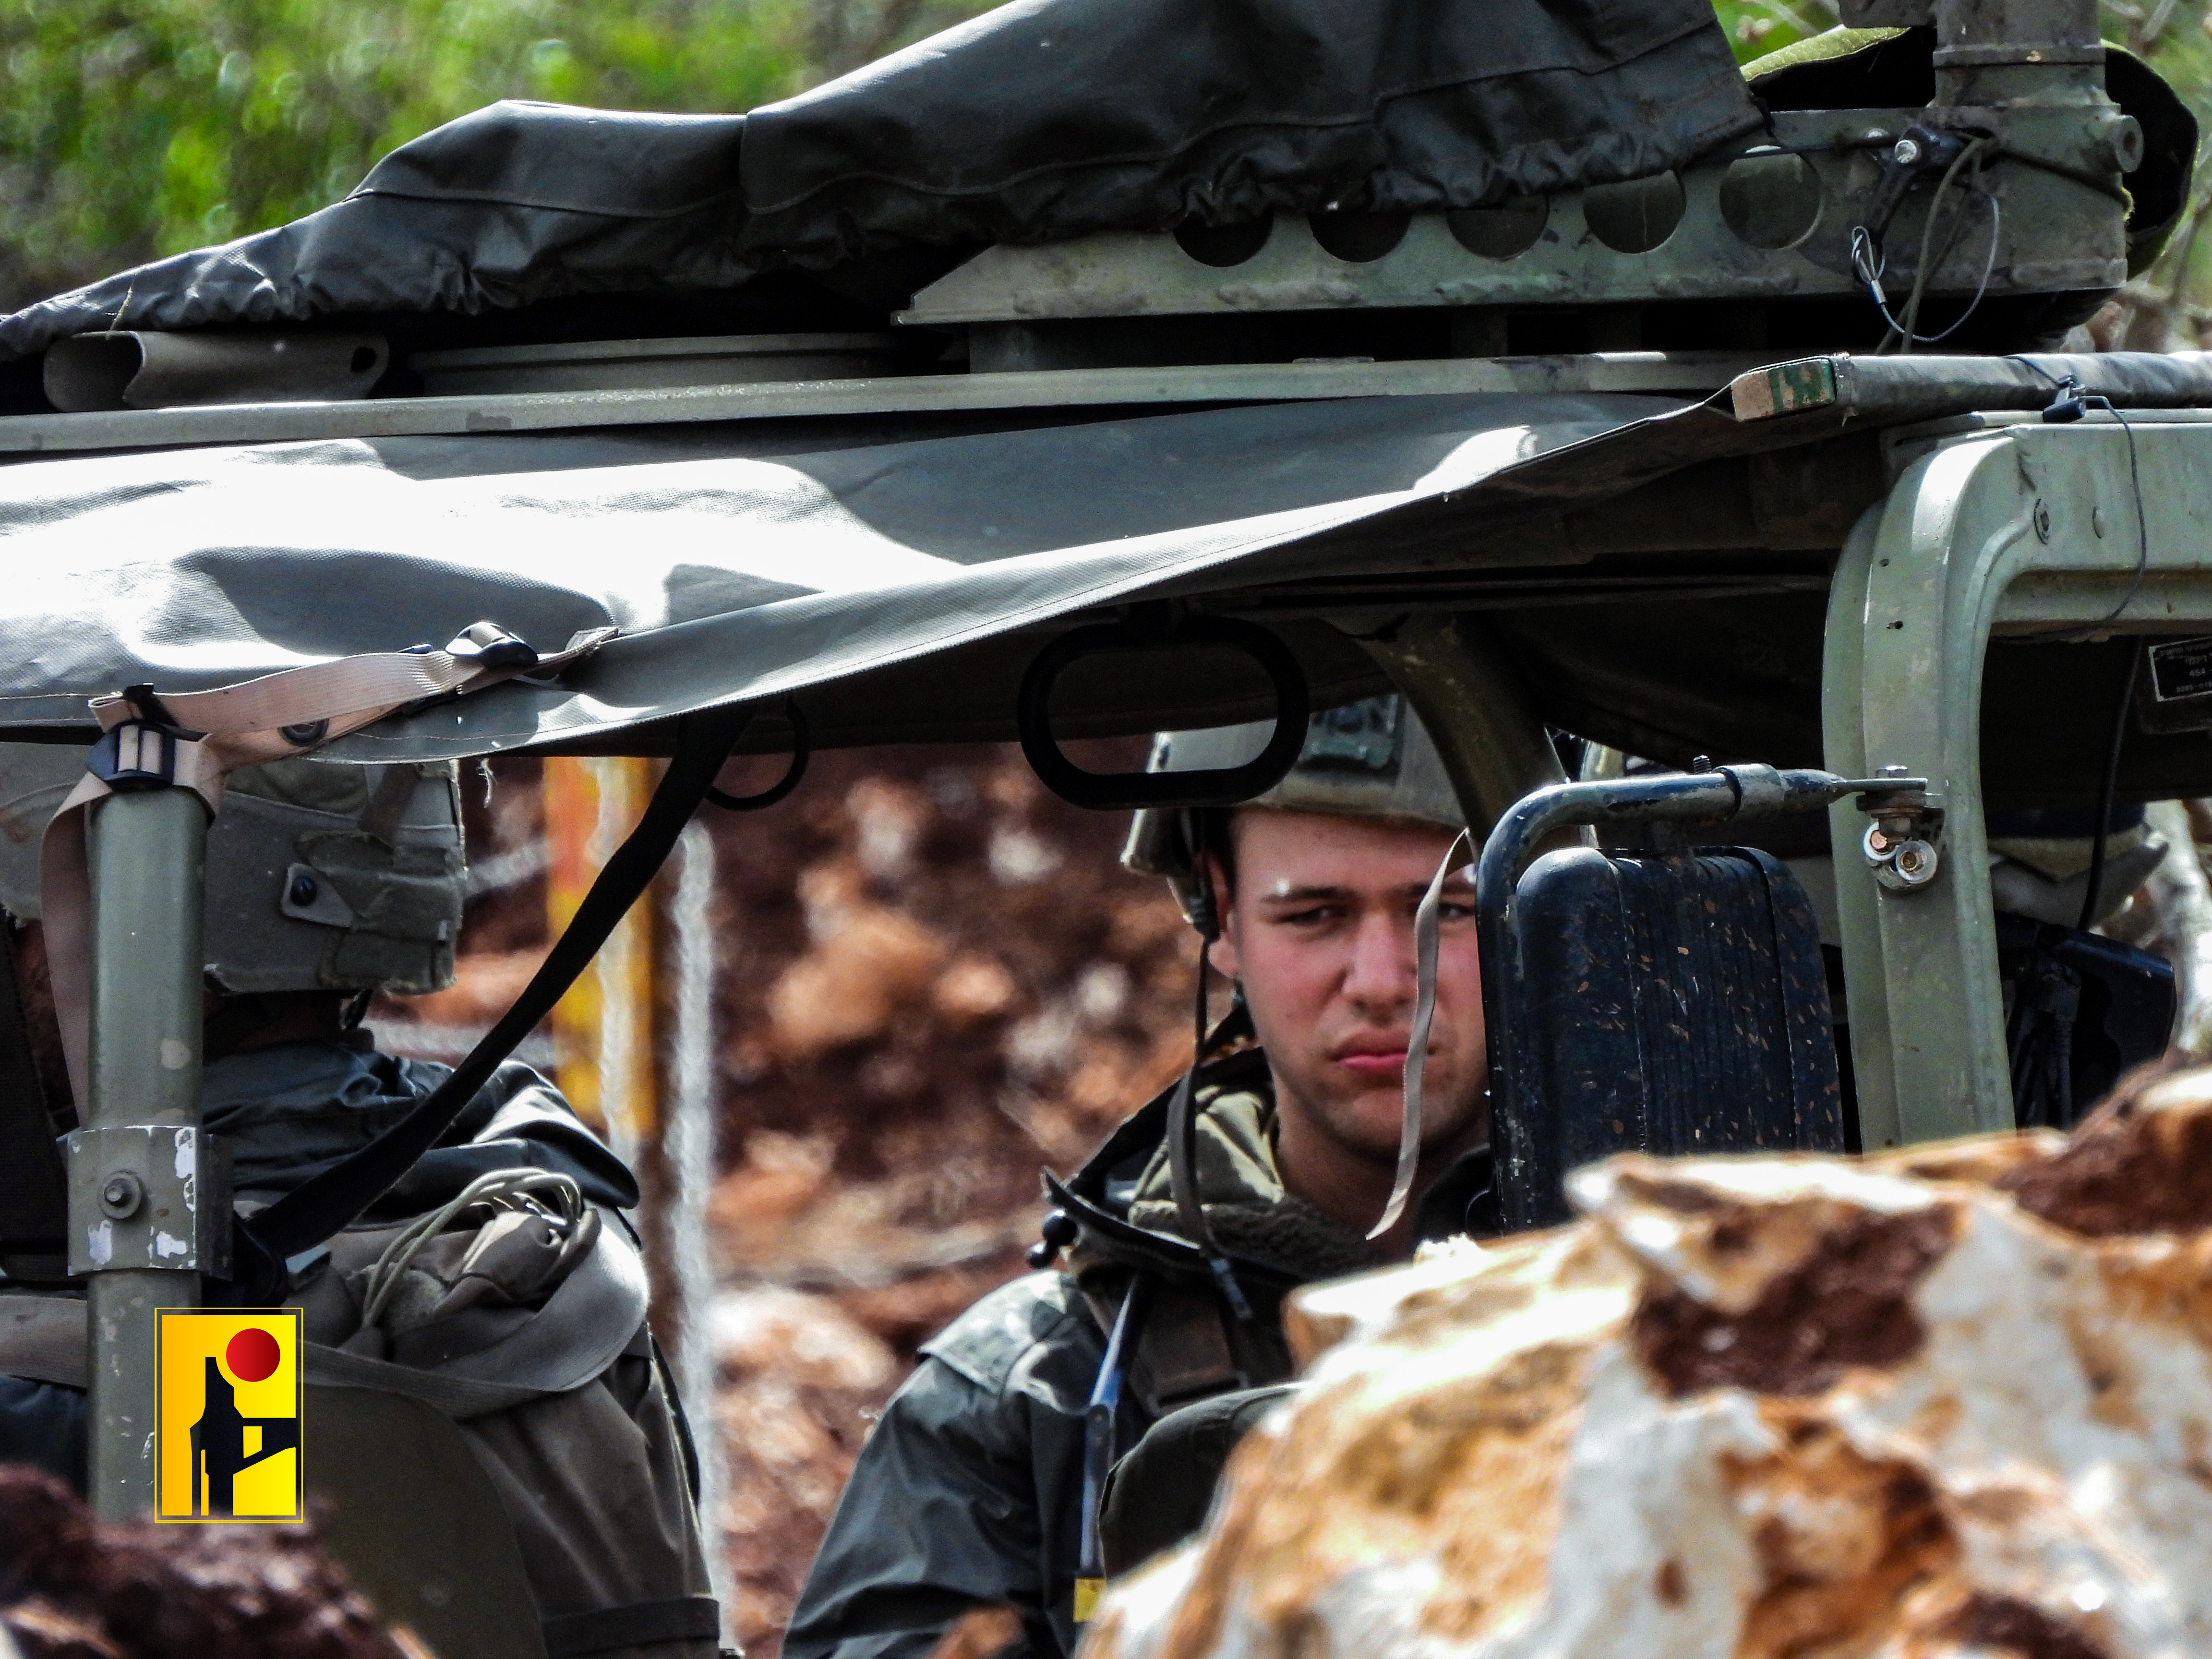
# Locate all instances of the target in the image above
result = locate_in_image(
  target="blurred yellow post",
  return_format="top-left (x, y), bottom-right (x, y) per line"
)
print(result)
top-left (543, 757), bottom-right (658, 1162)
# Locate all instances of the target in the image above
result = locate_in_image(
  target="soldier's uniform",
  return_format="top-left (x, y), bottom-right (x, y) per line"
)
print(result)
top-left (0, 748), bottom-right (718, 1659)
top-left (789, 697), bottom-right (1486, 1659)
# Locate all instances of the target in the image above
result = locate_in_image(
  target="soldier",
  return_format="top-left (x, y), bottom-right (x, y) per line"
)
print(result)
top-left (786, 696), bottom-right (1491, 1659)
top-left (0, 747), bottom-right (718, 1659)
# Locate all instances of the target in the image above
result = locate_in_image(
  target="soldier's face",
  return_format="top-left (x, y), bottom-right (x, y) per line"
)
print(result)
top-left (1205, 810), bottom-right (1487, 1169)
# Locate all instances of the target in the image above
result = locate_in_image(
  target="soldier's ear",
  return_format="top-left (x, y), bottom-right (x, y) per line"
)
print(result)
top-left (1200, 861), bottom-right (1242, 982)
top-left (1193, 848), bottom-right (1232, 927)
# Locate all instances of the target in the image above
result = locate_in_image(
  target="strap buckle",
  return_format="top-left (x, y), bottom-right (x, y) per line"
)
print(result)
top-left (86, 688), bottom-right (205, 794)
top-left (444, 620), bottom-right (540, 673)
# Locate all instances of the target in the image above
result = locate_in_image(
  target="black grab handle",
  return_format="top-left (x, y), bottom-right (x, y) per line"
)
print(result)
top-left (707, 697), bottom-right (810, 811)
top-left (1017, 616), bottom-right (1309, 810)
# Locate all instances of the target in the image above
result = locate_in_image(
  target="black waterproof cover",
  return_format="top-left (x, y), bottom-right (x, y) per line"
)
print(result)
top-left (741, 0), bottom-right (1760, 264)
top-left (1508, 846), bottom-right (1845, 1226)
top-left (0, 0), bottom-right (1759, 358)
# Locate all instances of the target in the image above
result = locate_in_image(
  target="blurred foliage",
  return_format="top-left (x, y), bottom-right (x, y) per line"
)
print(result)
top-left (0, 0), bottom-right (987, 308)
top-left (4, 0), bottom-right (2212, 331)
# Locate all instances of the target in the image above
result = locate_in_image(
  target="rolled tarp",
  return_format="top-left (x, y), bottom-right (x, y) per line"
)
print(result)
top-left (0, 0), bottom-right (1758, 361)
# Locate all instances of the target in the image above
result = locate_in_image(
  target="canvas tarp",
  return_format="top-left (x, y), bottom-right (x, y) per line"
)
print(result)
top-left (10, 354), bottom-right (2212, 801)
top-left (0, 390), bottom-right (1693, 756)
top-left (0, 0), bottom-right (1759, 360)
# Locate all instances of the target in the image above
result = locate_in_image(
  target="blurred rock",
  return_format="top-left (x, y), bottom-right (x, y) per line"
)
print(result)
top-left (934, 956), bottom-right (1020, 1026)
top-left (768, 894), bottom-right (951, 1062)
top-left (709, 1252), bottom-right (1039, 1657)
top-left (1089, 1062), bottom-right (2212, 1659)
top-left (924, 1606), bottom-right (1022, 1659)
top-left (396, 947), bottom-right (547, 1031)
top-left (711, 1287), bottom-right (897, 1394)
top-left (0, 1466), bottom-right (400, 1659)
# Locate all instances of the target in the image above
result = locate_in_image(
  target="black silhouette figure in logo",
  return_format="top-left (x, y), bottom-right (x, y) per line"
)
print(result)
top-left (189, 1347), bottom-right (299, 1516)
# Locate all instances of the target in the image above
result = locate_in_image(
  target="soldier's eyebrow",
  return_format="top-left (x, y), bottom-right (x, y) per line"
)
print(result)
top-left (1256, 875), bottom-right (1474, 903)
top-left (1260, 880), bottom-right (1346, 902)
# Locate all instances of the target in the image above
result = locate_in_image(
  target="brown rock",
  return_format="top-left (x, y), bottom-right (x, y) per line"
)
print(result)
top-left (766, 903), bottom-right (950, 1060)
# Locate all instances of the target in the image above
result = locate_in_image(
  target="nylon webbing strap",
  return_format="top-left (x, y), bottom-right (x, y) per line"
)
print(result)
top-left (1165, 925), bottom-right (1254, 1323)
top-left (541, 1595), bottom-right (721, 1658)
top-left (84, 637), bottom-right (603, 755)
top-left (1369, 829), bottom-right (1473, 1242)
top-left (243, 703), bottom-right (753, 1274)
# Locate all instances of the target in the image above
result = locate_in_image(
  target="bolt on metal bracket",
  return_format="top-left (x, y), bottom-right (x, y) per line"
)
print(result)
top-left (1854, 764), bottom-right (1946, 893)
top-left (65, 1125), bottom-right (231, 1276)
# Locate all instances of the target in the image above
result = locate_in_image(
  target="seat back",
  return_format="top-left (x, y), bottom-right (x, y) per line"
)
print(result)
top-left (1503, 844), bottom-right (1845, 1226)
top-left (304, 1384), bottom-right (549, 1659)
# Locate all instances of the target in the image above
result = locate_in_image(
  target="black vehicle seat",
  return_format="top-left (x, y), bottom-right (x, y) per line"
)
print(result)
top-left (1506, 844), bottom-right (1847, 1226)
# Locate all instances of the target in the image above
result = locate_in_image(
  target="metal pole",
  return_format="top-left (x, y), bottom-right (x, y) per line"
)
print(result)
top-left (665, 822), bottom-right (734, 1644)
top-left (79, 786), bottom-right (206, 1519)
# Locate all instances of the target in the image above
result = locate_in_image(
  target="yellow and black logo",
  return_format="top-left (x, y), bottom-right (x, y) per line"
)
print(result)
top-left (156, 1309), bottom-right (301, 1521)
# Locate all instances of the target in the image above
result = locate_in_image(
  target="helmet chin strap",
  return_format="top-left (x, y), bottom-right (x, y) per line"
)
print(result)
top-left (1369, 829), bottom-right (1474, 1242)
top-left (1166, 814), bottom-right (1254, 1322)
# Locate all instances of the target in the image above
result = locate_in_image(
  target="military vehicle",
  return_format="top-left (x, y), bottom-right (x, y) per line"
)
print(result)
top-left (0, 0), bottom-right (2208, 1647)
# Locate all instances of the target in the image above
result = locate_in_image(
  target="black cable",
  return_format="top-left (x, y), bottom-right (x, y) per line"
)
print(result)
top-left (1891, 141), bottom-right (1998, 353)
top-left (1853, 139), bottom-right (2001, 355)
top-left (2008, 376), bottom-right (2152, 645)
top-left (2074, 406), bottom-right (2155, 641)
top-left (1163, 815), bottom-right (1253, 1322)
top-left (2079, 644), bottom-right (2143, 931)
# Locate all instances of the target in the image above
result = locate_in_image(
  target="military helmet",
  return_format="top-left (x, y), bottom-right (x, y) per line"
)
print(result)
top-left (1121, 695), bottom-right (1466, 926)
top-left (0, 745), bottom-right (465, 995)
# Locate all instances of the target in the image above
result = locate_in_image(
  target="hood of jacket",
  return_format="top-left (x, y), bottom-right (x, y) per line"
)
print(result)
top-left (208, 1031), bottom-right (637, 1215)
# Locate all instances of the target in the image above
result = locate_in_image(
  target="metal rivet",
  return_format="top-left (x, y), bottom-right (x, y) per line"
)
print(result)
top-left (1872, 836), bottom-right (1942, 892)
top-left (289, 872), bottom-right (319, 907)
top-left (279, 719), bottom-right (329, 746)
top-left (2033, 499), bottom-right (2052, 543)
top-left (99, 1172), bottom-right (144, 1219)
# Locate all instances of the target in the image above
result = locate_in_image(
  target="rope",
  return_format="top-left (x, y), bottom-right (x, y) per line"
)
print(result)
top-left (358, 1168), bottom-right (583, 1329)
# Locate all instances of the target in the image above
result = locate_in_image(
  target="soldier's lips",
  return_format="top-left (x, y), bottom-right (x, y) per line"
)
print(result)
top-left (1334, 1047), bottom-right (1411, 1077)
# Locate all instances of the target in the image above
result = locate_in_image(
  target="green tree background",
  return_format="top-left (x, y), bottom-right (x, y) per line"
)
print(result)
top-left (0, 0), bottom-right (986, 308)
top-left (3, 0), bottom-right (2209, 328)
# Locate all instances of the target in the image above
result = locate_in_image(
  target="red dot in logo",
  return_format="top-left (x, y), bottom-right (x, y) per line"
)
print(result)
top-left (225, 1328), bottom-right (281, 1383)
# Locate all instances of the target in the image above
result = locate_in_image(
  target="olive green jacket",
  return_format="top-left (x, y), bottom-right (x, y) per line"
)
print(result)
top-left (785, 1048), bottom-right (1493, 1659)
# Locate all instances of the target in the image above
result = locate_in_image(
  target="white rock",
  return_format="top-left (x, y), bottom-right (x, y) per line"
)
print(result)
top-left (1082, 1073), bottom-right (2212, 1659)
